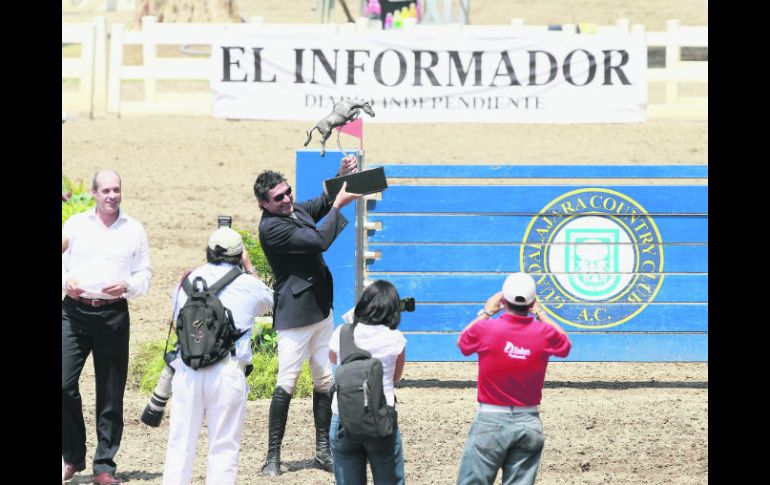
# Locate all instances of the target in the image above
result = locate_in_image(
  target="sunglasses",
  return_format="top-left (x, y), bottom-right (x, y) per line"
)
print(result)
top-left (272, 186), bottom-right (292, 203)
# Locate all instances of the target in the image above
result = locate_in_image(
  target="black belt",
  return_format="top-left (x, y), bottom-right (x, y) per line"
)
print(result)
top-left (68, 296), bottom-right (125, 308)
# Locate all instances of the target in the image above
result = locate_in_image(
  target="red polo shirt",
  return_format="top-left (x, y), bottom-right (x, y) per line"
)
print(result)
top-left (458, 313), bottom-right (571, 406)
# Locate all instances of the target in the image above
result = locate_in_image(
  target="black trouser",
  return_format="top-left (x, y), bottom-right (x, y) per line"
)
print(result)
top-left (61, 296), bottom-right (130, 476)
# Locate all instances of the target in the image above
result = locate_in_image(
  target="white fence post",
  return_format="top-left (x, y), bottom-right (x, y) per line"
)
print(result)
top-left (665, 19), bottom-right (681, 106)
top-left (82, 26), bottom-right (96, 119)
top-left (107, 23), bottom-right (124, 114)
top-left (62, 21), bottom-right (97, 117)
top-left (142, 15), bottom-right (158, 103)
top-left (94, 16), bottom-right (107, 112)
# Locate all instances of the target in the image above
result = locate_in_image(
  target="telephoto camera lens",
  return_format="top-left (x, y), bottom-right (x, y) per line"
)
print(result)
top-left (140, 364), bottom-right (174, 427)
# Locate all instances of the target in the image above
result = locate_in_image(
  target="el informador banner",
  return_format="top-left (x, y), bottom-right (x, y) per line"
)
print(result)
top-left (210, 29), bottom-right (647, 123)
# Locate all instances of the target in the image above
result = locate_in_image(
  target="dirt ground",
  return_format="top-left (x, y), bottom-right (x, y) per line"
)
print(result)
top-left (61, 118), bottom-right (709, 485)
top-left (61, 1), bottom-right (707, 484)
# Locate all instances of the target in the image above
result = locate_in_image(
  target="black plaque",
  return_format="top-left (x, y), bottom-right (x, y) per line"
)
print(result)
top-left (324, 167), bottom-right (388, 200)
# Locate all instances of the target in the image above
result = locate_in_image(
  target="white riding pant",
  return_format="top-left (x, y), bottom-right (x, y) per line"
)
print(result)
top-left (162, 356), bottom-right (249, 485)
top-left (276, 312), bottom-right (334, 394)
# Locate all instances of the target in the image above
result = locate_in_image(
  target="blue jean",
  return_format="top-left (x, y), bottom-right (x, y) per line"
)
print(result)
top-left (456, 412), bottom-right (545, 485)
top-left (329, 413), bottom-right (405, 485)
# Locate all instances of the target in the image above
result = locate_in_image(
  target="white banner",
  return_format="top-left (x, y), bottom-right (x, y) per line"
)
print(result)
top-left (210, 29), bottom-right (647, 123)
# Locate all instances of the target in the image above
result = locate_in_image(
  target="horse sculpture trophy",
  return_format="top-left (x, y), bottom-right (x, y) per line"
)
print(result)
top-left (305, 98), bottom-right (387, 200)
top-left (304, 98), bottom-right (376, 160)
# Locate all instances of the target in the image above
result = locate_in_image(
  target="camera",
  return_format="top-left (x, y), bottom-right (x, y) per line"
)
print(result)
top-left (218, 215), bottom-right (232, 228)
top-left (399, 297), bottom-right (415, 312)
top-left (140, 350), bottom-right (177, 427)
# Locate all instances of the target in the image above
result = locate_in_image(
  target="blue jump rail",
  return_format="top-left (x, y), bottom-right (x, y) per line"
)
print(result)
top-left (297, 152), bottom-right (708, 362)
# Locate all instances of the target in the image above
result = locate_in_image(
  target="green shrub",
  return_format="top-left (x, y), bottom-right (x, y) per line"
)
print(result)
top-left (62, 176), bottom-right (95, 225)
top-left (252, 317), bottom-right (278, 355)
top-left (236, 227), bottom-right (274, 288)
top-left (248, 319), bottom-right (313, 399)
top-left (127, 334), bottom-right (175, 393)
top-left (247, 351), bottom-right (314, 400)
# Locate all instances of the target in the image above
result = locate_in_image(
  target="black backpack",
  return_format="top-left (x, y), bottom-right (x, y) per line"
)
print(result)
top-left (333, 322), bottom-right (397, 441)
top-left (176, 267), bottom-right (245, 370)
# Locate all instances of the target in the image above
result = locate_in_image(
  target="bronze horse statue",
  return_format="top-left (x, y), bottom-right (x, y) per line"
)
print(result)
top-left (304, 98), bottom-right (375, 156)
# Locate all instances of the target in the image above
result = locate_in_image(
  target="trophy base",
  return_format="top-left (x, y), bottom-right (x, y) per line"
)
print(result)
top-left (324, 167), bottom-right (388, 200)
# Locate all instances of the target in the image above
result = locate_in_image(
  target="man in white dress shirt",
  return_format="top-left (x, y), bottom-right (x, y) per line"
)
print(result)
top-left (161, 226), bottom-right (273, 485)
top-left (61, 170), bottom-right (152, 485)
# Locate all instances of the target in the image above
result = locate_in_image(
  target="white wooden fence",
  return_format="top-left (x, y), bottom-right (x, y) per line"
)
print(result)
top-left (62, 16), bottom-right (708, 119)
top-left (645, 19), bottom-right (708, 118)
top-left (62, 17), bottom-right (108, 118)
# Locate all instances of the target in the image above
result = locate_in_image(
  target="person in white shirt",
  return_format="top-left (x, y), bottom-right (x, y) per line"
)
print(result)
top-left (328, 280), bottom-right (408, 485)
top-left (62, 232), bottom-right (68, 485)
top-left (61, 170), bottom-right (152, 485)
top-left (162, 227), bottom-right (274, 485)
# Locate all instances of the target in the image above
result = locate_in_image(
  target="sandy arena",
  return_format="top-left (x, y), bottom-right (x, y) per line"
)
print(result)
top-left (62, 1), bottom-right (707, 484)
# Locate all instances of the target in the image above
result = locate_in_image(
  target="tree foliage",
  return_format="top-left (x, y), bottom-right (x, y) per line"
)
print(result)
top-left (62, 176), bottom-right (95, 226)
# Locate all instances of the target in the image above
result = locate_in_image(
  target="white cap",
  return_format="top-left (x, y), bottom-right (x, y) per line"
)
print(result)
top-left (502, 272), bottom-right (537, 306)
top-left (208, 227), bottom-right (244, 256)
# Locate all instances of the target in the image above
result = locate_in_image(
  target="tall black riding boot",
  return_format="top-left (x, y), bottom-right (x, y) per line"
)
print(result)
top-left (313, 388), bottom-right (334, 472)
top-left (261, 386), bottom-right (292, 476)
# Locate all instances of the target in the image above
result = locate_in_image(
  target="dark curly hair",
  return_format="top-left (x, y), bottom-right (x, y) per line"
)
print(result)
top-left (253, 170), bottom-right (287, 205)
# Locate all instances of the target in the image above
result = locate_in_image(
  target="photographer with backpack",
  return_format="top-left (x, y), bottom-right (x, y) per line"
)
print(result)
top-left (328, 280), bottom-right (408, 485)
top-left (161, 227), bottom-right (273, 485)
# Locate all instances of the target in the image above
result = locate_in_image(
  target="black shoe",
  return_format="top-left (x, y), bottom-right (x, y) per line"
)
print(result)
top-left (314, 450), bottom-right (334, 472)
top-left (313, 389), bottom-right (334, 472)
top-left (260, 387), bottom-right (292, 477)
top-left (63, 462), bottom-right (86, 481)
top-left (260, 456), bottom-right (281, 477)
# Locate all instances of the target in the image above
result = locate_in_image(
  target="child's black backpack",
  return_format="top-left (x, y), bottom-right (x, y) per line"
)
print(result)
top-left (333, 322), bottom-right (397, 441)
top-left (176, 267), bottom-right (245, 370)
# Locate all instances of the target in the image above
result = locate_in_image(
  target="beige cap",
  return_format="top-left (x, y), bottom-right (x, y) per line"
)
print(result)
top-left (502, 272), bottom-right (537, 306)
top-left (208, 227), bottom-right (244, 256)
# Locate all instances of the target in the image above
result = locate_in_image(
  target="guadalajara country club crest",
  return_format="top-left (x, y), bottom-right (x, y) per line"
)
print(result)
top-left (520, 188), bottom-right (664, 329)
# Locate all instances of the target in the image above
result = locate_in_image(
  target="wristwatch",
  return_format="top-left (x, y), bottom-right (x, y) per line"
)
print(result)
top-left (476, 308), bottom-right (494, 318)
